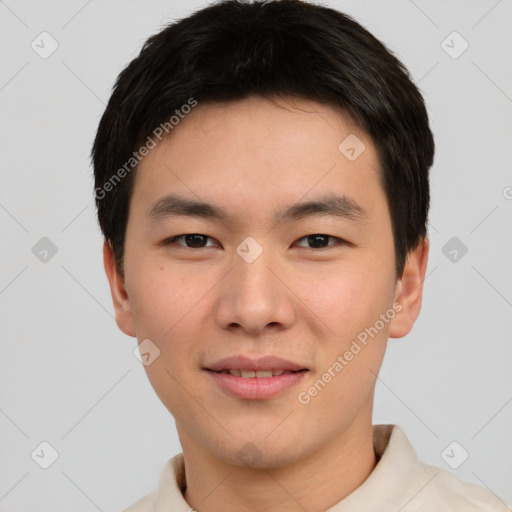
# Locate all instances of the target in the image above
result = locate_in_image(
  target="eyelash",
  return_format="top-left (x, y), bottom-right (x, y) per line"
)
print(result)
top-left (161, 233), bottom-right (347, 250)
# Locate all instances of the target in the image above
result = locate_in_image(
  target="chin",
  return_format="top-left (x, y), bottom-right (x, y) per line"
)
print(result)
top-left (219, 444), bottom-right (306, 470)
top-left (209, 428), bottom-right (311, 469)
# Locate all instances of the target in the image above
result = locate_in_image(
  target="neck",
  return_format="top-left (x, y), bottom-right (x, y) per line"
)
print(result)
top-left (179, 411), bottom-right (377, 512)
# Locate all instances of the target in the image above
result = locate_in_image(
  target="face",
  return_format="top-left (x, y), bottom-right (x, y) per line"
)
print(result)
top-left (105, 96), bottom-right (427, 468)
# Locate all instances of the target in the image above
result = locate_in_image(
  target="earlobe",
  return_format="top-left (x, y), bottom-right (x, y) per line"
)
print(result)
top-left (103, 240), bottom-right (136, 337)
top-left (388, 238), bottom-right (429, 339)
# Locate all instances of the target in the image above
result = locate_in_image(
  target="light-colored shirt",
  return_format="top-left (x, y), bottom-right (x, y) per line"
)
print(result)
top-left (123, 424), bottom-right (510, 511)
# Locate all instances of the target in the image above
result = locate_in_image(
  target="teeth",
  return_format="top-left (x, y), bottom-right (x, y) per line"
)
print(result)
top-left (256, 370), bottom-right (272, 378)
top-left (222, 369), bottom-right (294, 378)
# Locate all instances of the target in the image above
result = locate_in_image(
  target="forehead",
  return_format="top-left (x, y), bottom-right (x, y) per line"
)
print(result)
top-left (158, 96), bottom-right (368, 159)
top-left (131, 96), bottom-right (384, 222)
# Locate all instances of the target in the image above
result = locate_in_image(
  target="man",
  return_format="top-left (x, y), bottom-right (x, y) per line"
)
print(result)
top-left (92, 1), bottom-right (509, 510)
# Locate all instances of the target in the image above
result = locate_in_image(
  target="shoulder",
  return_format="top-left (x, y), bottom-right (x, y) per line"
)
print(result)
top-left (367, 425), bottom-right (510, 512)
top-left (410, 459), bottom-right (510, 511)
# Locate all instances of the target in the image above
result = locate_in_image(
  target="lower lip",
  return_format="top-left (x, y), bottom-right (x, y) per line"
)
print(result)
top-left (206, 370), bottom-right (308, 400)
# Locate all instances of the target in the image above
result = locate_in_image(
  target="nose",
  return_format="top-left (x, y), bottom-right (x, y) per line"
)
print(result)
top-left (214, 248), bottom-right (296, 336)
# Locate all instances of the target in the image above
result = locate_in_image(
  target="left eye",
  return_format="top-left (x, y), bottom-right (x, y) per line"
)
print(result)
top-left (294, 234), bottom-right (343, 249)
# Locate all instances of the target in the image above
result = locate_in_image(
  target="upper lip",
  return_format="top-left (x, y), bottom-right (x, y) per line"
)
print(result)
top-left (204, 355), bottom-right (308, 372)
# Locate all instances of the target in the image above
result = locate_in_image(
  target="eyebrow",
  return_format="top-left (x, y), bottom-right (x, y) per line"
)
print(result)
top-left (147, 193), bottom-right (367, 225)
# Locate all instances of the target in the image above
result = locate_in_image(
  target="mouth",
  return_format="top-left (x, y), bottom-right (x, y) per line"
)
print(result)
top-left (204, 356), bottom-right (309, 400)
top-left (210, 368), bottom-right (306, 378)
top-left (204, 355), bottom-right (308, 373)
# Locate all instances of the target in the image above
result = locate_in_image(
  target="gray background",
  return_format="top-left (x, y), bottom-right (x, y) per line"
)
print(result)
top-left (1, 0), bottom-right (511, 510)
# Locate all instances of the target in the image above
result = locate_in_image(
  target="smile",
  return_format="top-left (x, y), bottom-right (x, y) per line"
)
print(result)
top-left (212, 369), bottom-right (303, 378)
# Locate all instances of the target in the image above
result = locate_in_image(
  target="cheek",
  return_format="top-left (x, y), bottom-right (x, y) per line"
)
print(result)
top-left (126, 261), bottom-right (212, 395)
top-left (126, 264), bottom-right (205, 413)
top-left (296, 275), bottom-right (392, 425)
top-left (295, 263), bottom-right (396, 343)
top-left (126, 261), bottom-right (196, 338)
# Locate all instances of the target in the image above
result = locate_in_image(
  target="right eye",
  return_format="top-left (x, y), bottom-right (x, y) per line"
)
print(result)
top-left (160, 234), bottom-right (220, 249)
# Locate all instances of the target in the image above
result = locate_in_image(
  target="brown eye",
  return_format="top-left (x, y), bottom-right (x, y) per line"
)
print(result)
top-left (295, 234), bottom-right (343, 249)
top-left (163, 234), bottom-right (217, 248)
top-left (183, 234), bottom-right (209, 248)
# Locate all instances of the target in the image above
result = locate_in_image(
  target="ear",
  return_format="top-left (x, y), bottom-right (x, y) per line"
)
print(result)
top-left (103, 240), bottom-right (136, 337)
top-left (388, 238), bottom-right (429, 338)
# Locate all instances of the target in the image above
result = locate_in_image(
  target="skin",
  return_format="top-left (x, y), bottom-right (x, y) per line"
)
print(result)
top-left (104, 96), bottom-right (428, 512)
